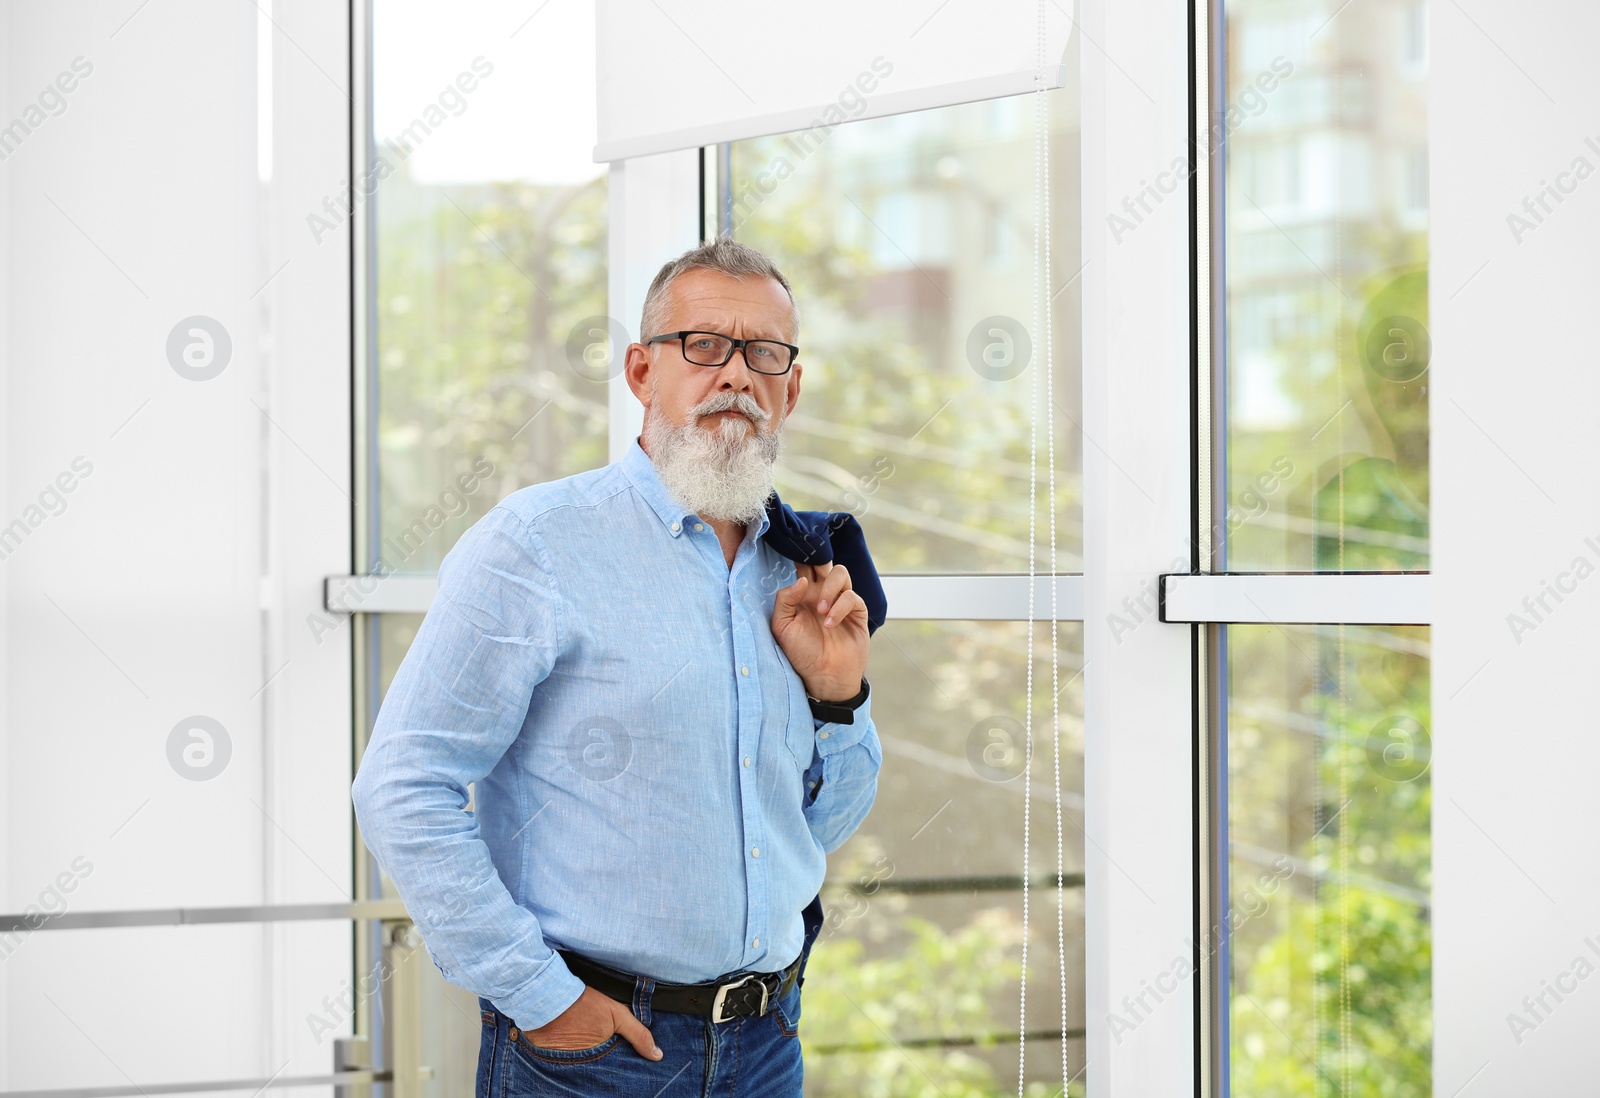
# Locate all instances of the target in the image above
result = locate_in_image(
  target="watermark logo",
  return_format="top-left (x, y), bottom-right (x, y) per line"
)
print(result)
top-left (166, 316), bottom-right (232, 382)
top-left (308, 458), bottom-right (497, 643)
top-left (1506, 936), bottom-right (1600, 1045)
top-left (1362, 315), bottom-right (1430, 383)
top-left (838, 456), bottom-right (896, 517)
top-left (1108, 56), bottom-right (1294, 244)
top-left (1107, 457), bottom-right (1295, 644)
top-left (0, 857), bottom-right (93, 962)
top-left (167, 715), bottom-right (231, 781)
top-left (1364, 715), bottom-right (1430, 782)
top-left (1506, 136), bottom-right (1600, 244)
top-left (1505, 535), bottom-right (1600, 645)
top-left (1107, 555), bottom-right (1186, 645)
top-left (0, 456), bottom-right (94, 565)
top-left (307, 926), bottom-right (419, 1043)
top-left (566, 716), bottom-right (632, 782)
top-left (728, 56), bottom-right (894, 233)
top-left (565, 316), bottom-right (631, 383)
top-left (0, 56), bottom-right (93, 162)
top-left (821, 851), bottom-right (895, 939)
top-left (307, 57), bottom-right (495, 244)
top-left (1108, 855), bottom-right (1294, 1043)
top-left (967, 715), bottom-right (1030, 782)
top-left (965, 316), bottom-right (1031, 382)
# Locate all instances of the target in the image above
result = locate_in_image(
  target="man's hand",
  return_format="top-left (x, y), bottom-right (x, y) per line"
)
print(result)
top-left (771, 561), bottom-right (870, 701)
top-left (521, 986), bottom-right (663, 1059)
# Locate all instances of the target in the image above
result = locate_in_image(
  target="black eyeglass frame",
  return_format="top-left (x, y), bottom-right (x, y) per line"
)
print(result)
top-left (646, 330), bottom-right (801, 376)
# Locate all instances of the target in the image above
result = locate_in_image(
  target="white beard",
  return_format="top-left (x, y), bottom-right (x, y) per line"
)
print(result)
top-left (641, 387), bottom-right (783, 524)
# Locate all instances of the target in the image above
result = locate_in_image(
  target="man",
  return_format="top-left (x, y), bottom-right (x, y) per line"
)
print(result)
top-left (352, 238), bottom-right (882, 1095)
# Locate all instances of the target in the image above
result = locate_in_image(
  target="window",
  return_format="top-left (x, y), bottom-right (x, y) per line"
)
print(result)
top-left (1222, 0), bottom-right (1429, 573)
top-left (729, 89), bottom-right (1083, 575)
top-left (725, 86), bottom-right (1087, 1090)
top-left (361, 13), bottom-right (1085, 1093)
top-left (371, 0), bottom-right (608, 576)
top-left (813, 621), bottom-right (1086, 1092)
top-left (1226, 625), bottom-right (1431, 1093)
top-left (1218, 1), bottom-right (1431, 1091)
top-left (362, 0), bottom-right (609, 1082)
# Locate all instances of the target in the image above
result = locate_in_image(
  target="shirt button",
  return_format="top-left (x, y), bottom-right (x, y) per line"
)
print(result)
top-left (752, 847), bottom-right (760, 857)
top-left (742, 756), bottom-right (751, 768)
top-left (753, 938), bottom-right (761, 948)
top-left (819, 731), bottom-right (830, 739)
top-left (740, 666), bottom-right (749, 676)
top-left (670, 521), bottom-right (680, 532)
top-left (694, 522), bottom-right (704, 531)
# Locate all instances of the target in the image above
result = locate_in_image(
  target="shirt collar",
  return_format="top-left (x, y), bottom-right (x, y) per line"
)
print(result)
top-left (620, 435), bottom-right (772, 541)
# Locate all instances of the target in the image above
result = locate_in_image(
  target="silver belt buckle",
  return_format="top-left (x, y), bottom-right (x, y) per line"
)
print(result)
top-left (710, 973), bottom-right (768, 1024)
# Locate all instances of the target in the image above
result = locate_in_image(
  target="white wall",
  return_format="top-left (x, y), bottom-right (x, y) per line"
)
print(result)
top-left (1433, 2), bottom-right (1600, 1093)
top-left (0, 1), bottom-right (352, 1089)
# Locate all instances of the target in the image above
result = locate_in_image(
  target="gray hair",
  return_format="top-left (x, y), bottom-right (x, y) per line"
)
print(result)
top-left (639, 238), bottom-right (799, 344)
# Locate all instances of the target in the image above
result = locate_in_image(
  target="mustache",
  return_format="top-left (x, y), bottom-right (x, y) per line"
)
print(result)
top-left (689, 391), bottom-right (771, 427)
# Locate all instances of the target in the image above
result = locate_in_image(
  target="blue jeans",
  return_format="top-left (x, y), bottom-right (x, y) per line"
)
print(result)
top-left (477, 896), bottom-right (821, 1097)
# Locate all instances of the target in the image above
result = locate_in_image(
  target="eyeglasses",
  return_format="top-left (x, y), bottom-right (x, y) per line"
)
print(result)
top-left (647, 330), bottom-right (799, 376)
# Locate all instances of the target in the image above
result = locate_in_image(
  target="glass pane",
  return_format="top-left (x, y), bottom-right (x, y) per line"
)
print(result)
top-left (808, 620), bottom-right (1086, 1097)
top-left (1227, 624), bottom-right (1431, 1095)
top-left (729, 82), bottom-right (1083, 575)
top-left (373, 0), bottom-right (608, 575)
top-left (1222, 0), bottom-right (1429, 570)
top-left (368, 2), bottom-right (607, 1091)
top-left (378, 613), bottom-right (426, 701)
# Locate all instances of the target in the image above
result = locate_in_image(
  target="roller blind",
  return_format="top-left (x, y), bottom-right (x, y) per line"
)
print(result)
top-left (594, 0), bottom-right (1075, 161)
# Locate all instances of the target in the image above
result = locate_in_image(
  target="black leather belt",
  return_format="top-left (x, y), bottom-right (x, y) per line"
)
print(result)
top-left (557, 948), bottom-right (802, 1024)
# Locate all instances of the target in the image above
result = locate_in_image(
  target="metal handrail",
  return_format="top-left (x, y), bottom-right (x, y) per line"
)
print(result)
top-left (0, 899), bottom-right (407, 934)
top-left (0, 1070), bottom-right (393, 1098)
top-left (828, 873), bottom-right (1086, 895)
top-left (1, 882), bottom-right (1082, 935)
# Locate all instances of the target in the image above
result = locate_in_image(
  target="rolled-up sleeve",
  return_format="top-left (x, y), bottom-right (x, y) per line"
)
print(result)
top-left (350, 506), bottom-right (586, 1030)
top-left (801, 691), bottom-right (882, 854)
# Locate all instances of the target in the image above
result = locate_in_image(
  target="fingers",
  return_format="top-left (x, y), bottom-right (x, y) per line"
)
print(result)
top-left (820, 587), bottom-right (866, 628)
top-left (794, 561), bottom-right (833, 588)
top-left (810, 564), bottom-right (852, 620)
top-left (773, 573), bottom-right (808, 614)
top-left (778, 562), bottom-right (857, 625)
top-left (611, 1000), bottom-right (663, 1061)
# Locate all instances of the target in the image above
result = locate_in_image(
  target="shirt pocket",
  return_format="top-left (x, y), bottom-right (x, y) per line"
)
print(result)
top-left (772, 637), bottom-right (816, 772)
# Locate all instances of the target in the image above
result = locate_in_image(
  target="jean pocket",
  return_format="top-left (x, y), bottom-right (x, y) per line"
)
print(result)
top-left (509, 1024), bottom-right (623, 1065)
top-left (773, 982), bottom-right (802, 1038)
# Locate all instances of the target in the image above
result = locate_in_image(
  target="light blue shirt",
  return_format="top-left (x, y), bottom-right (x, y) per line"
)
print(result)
top-left (352, 437), bottom-right (882, 1030)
